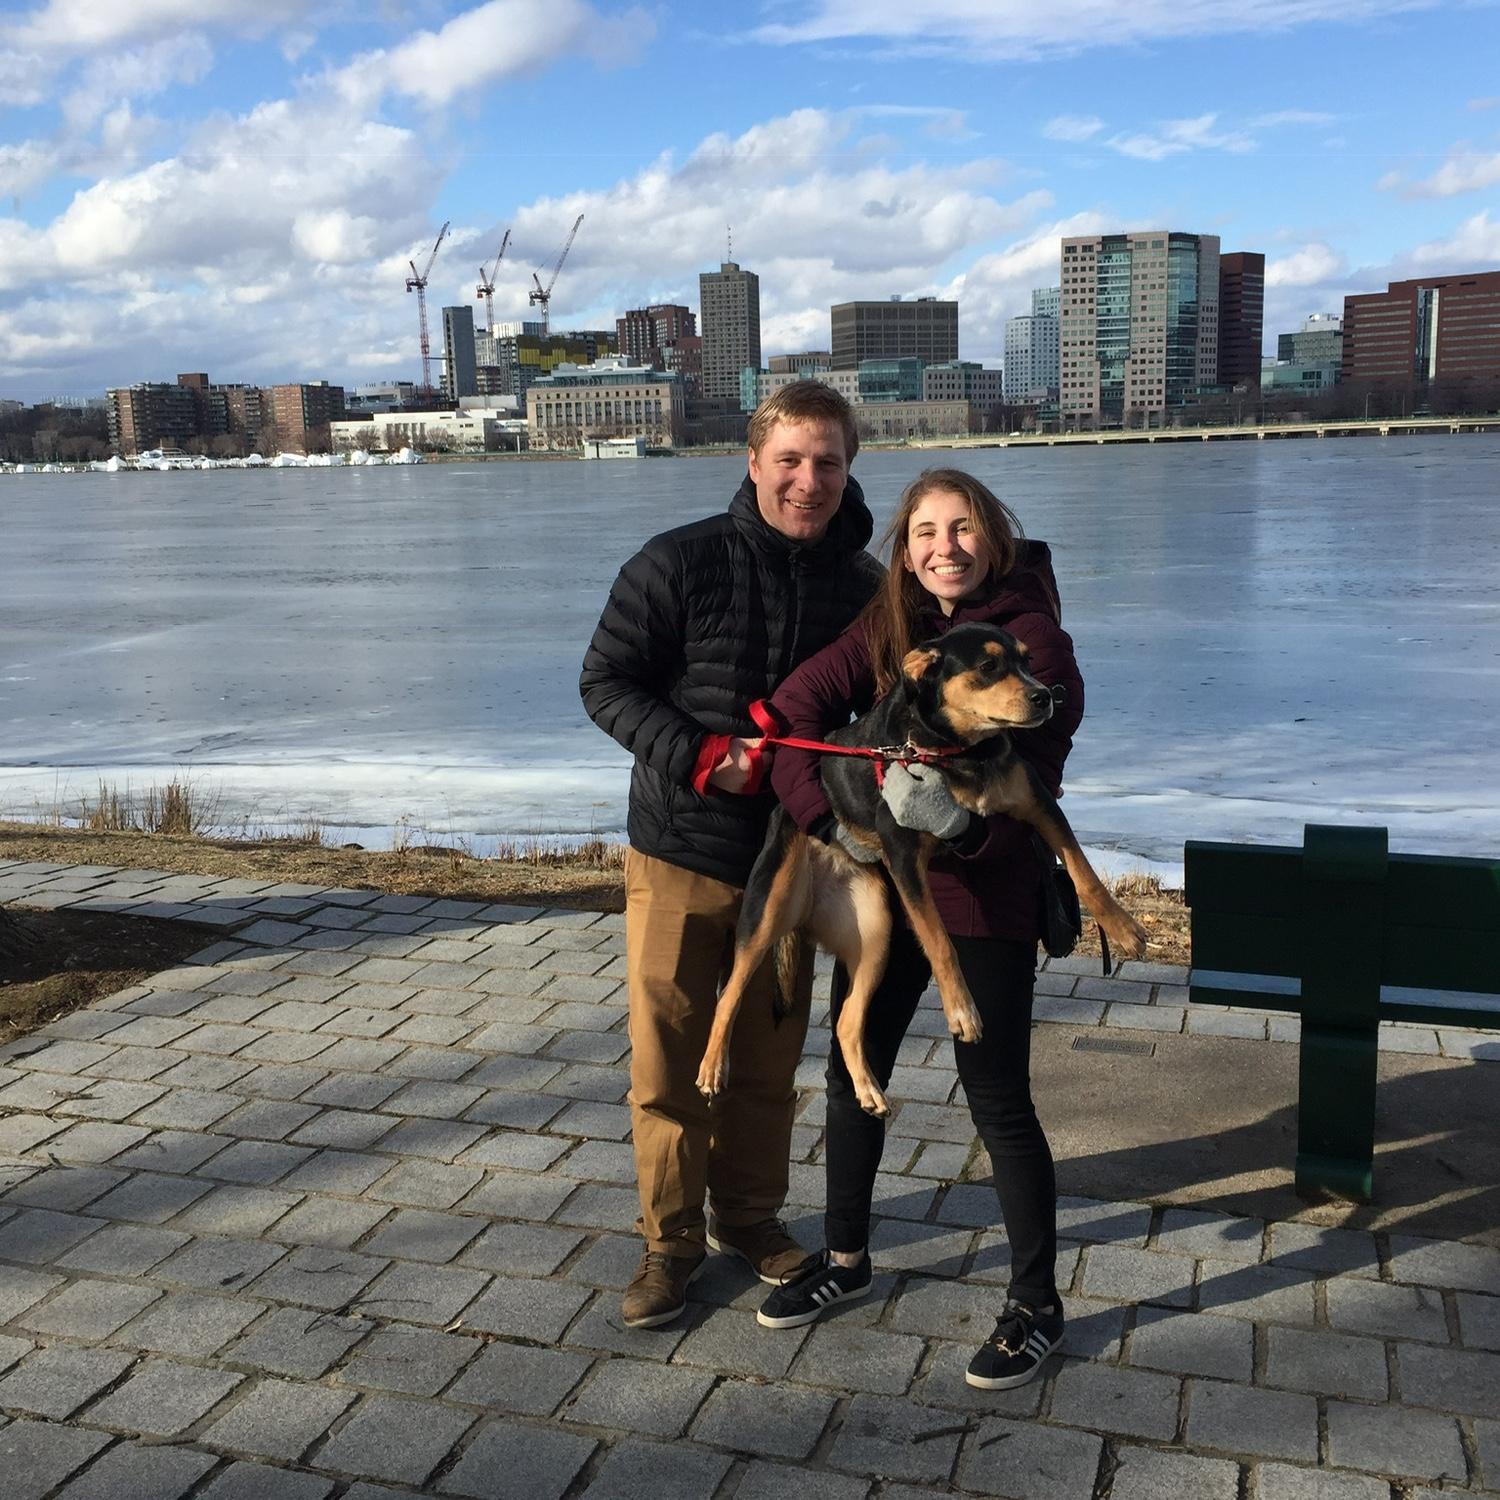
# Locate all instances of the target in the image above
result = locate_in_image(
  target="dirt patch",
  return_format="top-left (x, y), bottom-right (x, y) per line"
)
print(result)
top-left (0, 906), bottom-right (215, 1043)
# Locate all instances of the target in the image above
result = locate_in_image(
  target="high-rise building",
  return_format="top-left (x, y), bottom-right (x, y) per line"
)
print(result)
top-left (1218, 252), bottom-right (1266, 390)
top-left (269, 382), bottom-right (345, 451)
top-left (830, 298), bottom-right (958, 370)
top-left (1003, 288), bottom-right (1060, 405)
top-left (616, 304), bottom-right (697, 367)
top-left (106, 381), bottom-right (202, 454)
top-left (1277, 313), bottom-right (1344, 367)
top-left (923, 361), bottom-right (1003, 407)
top-left (699, 262), bottom-right (761, 408)
top-left (442, 306), bottom-right (478, 401)
top-left (769, 351), bottom-right (831, 374)
top-left (1343, 271), bottom-right (1500, 384)
top-left (1060, 232), bottom-right (1221, 427)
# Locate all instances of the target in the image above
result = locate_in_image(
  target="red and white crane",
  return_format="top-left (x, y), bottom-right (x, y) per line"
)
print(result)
top-left (528, 213), bottom-right (583, 337)
top-left (476, 229), bottom-right (511, 337)
top-left (405, 220), bottom-right (450, 397)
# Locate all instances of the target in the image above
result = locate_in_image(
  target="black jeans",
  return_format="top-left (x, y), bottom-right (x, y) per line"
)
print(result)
top-left (823, 926), bottom-right (1059, 1308)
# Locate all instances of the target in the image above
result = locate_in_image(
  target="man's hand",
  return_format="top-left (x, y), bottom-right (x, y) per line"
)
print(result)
top-left (706, 736), bottom-right (765, 793)
top-left (881, 762), bottom-right (970, 839)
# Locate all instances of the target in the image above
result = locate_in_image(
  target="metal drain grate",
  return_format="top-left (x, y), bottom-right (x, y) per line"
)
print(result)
top-left (1071, 1035), bottom-right (1157, 1057)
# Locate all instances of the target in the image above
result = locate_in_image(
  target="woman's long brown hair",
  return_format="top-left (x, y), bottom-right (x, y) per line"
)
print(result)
top-left (862, 469), bottom-right (1031, 694)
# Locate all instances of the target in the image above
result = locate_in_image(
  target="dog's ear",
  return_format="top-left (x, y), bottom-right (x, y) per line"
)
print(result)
top-left (901, 647), bottom-right (941, 683)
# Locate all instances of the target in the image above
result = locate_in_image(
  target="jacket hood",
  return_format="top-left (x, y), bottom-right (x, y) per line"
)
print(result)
top-left (920, 539), bottom-right (1064, 632)
top-left (728, 471), bottom-right (875, 562)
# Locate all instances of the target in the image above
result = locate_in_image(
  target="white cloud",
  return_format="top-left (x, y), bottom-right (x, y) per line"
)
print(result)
top-left (0, 142), bottom-right (60, 201)
top-left (1249, 110), bottom-right (1337, 129)
top-left (62, 34), bottom-right (214, 127)
top-left (12, 0), bottom-right (316, 51)
top-left (850, 105), bottom-right (978, 143)
top-left (0, 47), bottom-right (50, 106)
top-left (1107, 113), bottom-right (1255, 160)
top-left (1467, 96), bottom-right (1500, 111)
top-left (1410, 211), bottom-right (1500, 266)
top-left (749, 0), bottom-right (1438, 59)
top-left (1381, 147), bottom-right (1500, 199)
top-left (39, 98), bottom-right (434, 281)
top-left (1266, 243), bottom-right (1347, 287)
top-left (331, 0), bottom-right (655, 110)
top-left (1042, 115), bottom-right (1105, 143)
top-left (1, 105), bottom-right (1058, 393)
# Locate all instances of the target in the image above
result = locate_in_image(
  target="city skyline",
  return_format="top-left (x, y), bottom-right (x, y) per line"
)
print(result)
top-left (2, 0), bottom-right (1498, 402)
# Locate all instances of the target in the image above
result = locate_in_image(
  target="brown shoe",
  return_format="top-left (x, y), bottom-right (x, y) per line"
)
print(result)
top-left (620, 1249), bottom-right (705, 1329)
top-left (707, 1217), bottom-right (814, 1286)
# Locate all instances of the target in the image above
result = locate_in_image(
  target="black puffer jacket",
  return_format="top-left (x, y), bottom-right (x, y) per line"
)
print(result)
top-left (581, 472), bottom-right (883, 885)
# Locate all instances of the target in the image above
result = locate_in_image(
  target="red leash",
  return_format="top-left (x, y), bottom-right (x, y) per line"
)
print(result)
top-left (748, 700), bottom-right (967, 787)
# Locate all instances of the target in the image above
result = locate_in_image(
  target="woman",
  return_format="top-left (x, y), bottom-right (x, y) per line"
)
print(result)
top-left (754, 467), bottom-right (1083, 1392)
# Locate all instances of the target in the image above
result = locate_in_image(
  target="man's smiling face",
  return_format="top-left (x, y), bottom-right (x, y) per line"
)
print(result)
top-left (747, 418), bottom-right (850, 542)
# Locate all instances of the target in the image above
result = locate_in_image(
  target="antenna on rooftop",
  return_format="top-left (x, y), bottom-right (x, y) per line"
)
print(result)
top-left (726, 224), bottom-right (733, 262)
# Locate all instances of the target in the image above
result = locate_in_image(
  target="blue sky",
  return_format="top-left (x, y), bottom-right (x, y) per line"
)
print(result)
top-left (2, 0), bottom-right (1498, 401)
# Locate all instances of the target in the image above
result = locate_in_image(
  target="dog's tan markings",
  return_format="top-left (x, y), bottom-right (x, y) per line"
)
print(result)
top-left (938, 671), bottom-right (1038, 738)
top-left (902, 646), bottom-right (941, 680)
top-left (885, 841), bottom-right (983, 1048)
top-left (696, 834), bottom-right (811, 1101)
top-left (983, 641), bottom-right (1005, 657)
top-left (1001, 764), bottom-right (1150, 962)
top-left (806, 860), bottom-right (895, 1116)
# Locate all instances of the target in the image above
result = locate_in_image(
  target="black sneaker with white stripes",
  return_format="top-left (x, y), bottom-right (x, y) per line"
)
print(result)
top-left (965, 1300), bottom-right (1065, 1389)
top-left (756, 1250), bottom-right (872, 1329)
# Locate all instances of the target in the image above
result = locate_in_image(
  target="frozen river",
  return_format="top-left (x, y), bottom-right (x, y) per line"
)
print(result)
top-left (3, 436), bottom-right (1499, 880)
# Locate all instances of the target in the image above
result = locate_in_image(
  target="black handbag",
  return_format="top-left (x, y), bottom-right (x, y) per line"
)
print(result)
top-left (1032, 834), bottom-right (1082, 959)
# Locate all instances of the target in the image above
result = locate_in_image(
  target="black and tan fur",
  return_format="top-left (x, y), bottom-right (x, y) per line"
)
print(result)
top-left (696, 623), bottom-right (1148, 1117)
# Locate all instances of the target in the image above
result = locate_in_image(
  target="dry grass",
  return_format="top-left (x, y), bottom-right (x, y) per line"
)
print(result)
top-left (75, 777), bottom-right (223, 837)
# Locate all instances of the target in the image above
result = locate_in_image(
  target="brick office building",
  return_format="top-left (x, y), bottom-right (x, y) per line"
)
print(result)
top-left (1343, 270), bottom-right (1500, 384)
top-left (1218, 252), bottom-right (1266, 389)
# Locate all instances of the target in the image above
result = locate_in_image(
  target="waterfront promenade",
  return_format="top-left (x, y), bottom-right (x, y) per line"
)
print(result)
top-left (1, 858), bottom-right (1496, 1499)
top-left (915, 413), bottom-right (1500, 448)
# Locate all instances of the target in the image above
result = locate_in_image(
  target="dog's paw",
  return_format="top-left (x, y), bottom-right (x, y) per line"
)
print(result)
top-left (695, 1058), bottom-right (726, 1101)
top-left (1106, 914), bottom-right (1149, 961)
top-left (946, 1005), bottom-right (983, 1045)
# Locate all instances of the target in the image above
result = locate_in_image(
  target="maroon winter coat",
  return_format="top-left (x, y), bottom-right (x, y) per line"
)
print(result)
top-left (765, 541), bottom-right (1084, 942)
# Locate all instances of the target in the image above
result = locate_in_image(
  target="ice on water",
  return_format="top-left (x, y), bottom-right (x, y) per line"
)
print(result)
top-left (2, 438), bottom-right (1498, 881)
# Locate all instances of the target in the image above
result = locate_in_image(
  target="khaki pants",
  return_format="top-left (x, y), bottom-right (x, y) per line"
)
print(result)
top-left (624, 846), bottom-right (811, 1257)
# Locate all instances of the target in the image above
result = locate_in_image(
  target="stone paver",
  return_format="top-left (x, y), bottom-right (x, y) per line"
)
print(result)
top-left (3, 861), bottom-right (1498, 1500)
top-left (200, 1376), bottom-right (357, 1463)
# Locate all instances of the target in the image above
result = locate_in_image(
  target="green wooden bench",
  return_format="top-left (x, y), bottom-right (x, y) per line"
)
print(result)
top-left (1184, 823), bottom-right (1500, 1202)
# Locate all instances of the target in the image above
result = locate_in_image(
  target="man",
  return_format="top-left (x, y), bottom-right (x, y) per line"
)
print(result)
top-left (580, 382), bottom-right (883, 1328)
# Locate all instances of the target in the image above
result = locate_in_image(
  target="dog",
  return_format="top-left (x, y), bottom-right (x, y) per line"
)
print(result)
top-left (695, 622), bottom-right (1149, 1118)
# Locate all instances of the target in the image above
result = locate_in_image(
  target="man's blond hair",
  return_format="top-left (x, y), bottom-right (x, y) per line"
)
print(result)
top-left (747, 380), bottom-right (859, 462)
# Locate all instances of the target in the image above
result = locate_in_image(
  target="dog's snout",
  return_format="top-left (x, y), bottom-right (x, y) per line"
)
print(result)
top-left (1028, 686), bottom-right (1053, 711)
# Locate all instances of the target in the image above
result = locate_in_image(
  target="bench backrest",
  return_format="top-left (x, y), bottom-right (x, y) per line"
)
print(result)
top-left (1185, 824), bottom-right (1500, 1026)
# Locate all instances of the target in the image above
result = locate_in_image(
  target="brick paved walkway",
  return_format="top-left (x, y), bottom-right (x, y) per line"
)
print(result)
top-left (1, 858), bottom-right (1496, 1499)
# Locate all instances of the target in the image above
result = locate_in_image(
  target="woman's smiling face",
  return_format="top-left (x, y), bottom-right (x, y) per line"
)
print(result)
top-left (903, 489), bottom-right (992, 615)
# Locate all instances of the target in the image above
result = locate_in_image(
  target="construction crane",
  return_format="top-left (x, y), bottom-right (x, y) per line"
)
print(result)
top-left (405, 220), bottom-right (450, 397)
top-left (528, 213), bottom-right (584, 337)
top-left (475, 229), bottom-right (511, 337)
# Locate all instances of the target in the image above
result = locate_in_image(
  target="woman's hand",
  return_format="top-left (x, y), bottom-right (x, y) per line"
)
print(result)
top-left (881, 762), bottom-right (970, 839)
